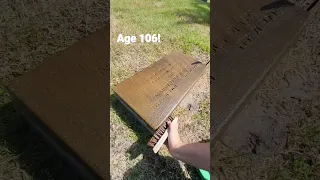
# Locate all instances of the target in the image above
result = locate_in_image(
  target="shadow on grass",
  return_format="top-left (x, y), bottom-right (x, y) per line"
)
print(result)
top-left (0, 102), bottom-right (81, 180)
top-left (175, 0), bottom-right (210, 25)
top-left (110, 94), bottom-right (201, 180)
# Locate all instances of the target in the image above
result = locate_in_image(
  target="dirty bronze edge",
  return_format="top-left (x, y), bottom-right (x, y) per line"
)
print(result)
top-left (114, 90), bottom-right (172, 151)
top-left (5, 87), bottom-right (104, 180)
top-left (113, 91), bottom-right (155, 134)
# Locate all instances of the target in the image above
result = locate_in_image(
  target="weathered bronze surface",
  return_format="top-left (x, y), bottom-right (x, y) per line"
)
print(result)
top-left (7, 26), bottom-right (110, 179)
top-left (113, 52), bottom-right (206, 132)
top-left (211, 5), bottom-right (309, 138)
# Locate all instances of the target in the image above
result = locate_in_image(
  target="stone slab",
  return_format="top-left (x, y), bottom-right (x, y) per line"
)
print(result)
top-left (113, 52), bottom-right (206, 132)
top-left (211, 6), bottom-right (309, 138)
top-left (7, 25), bottom-right (110, 179)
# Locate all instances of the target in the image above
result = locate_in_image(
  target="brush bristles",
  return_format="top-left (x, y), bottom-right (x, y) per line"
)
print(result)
top-left (147, 116), bottom-right (173, 147)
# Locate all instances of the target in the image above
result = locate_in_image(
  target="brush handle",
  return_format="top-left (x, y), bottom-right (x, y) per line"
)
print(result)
top-left (152, 129), bottom-right (168, 153)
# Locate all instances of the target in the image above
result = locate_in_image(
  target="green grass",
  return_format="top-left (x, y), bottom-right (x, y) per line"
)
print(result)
top-left (111, 0), bottom-right (210, 54)
top-left (110, 0), bottom-right (210, 88)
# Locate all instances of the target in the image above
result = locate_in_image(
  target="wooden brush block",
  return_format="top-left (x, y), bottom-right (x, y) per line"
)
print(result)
top-left (113, 52), bottom-right (206, 132)
top-left (7, 26), bottom-right (110, 180)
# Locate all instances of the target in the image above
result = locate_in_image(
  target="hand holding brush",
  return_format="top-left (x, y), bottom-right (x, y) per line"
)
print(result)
top-left (166, 117), bottom-right (210, 172)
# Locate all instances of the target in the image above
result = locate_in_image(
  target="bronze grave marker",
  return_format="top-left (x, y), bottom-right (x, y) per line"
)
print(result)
top-left (7, 26), bottom-right (110, 180)
top-left (113, 52), bottom-right (206, 133)
top-left (211, 4), bottom-right (309, 139)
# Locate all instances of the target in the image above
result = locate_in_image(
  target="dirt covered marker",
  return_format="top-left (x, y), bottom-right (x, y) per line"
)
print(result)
top-left (6, 26), bottom-right (110, 180)
top-left (211, 2), bottom-right (309, 139)
top-left (113, 52), bottom-right (206, 153)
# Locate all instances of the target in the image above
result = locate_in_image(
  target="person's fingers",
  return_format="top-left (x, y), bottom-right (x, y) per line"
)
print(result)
top-left (166, 117), bottom-right (183, 154)
top-left (168, 117), bottom-right (178, 130)
top-left (167, 117), bottom-right (179, 142)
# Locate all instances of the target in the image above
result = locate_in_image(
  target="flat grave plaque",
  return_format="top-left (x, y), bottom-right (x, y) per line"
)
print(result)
top-left (7, 26), bottom-right (110, 180)
top-left (211, 5), bottom-right (309, 139)
top-left (113, 52), bottom-right (206, 133)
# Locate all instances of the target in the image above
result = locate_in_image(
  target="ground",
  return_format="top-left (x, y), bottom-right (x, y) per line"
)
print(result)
top-left (110, 0), bottom-right (210, 179)
top-left (213, 2), bottom-right (320, 180)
